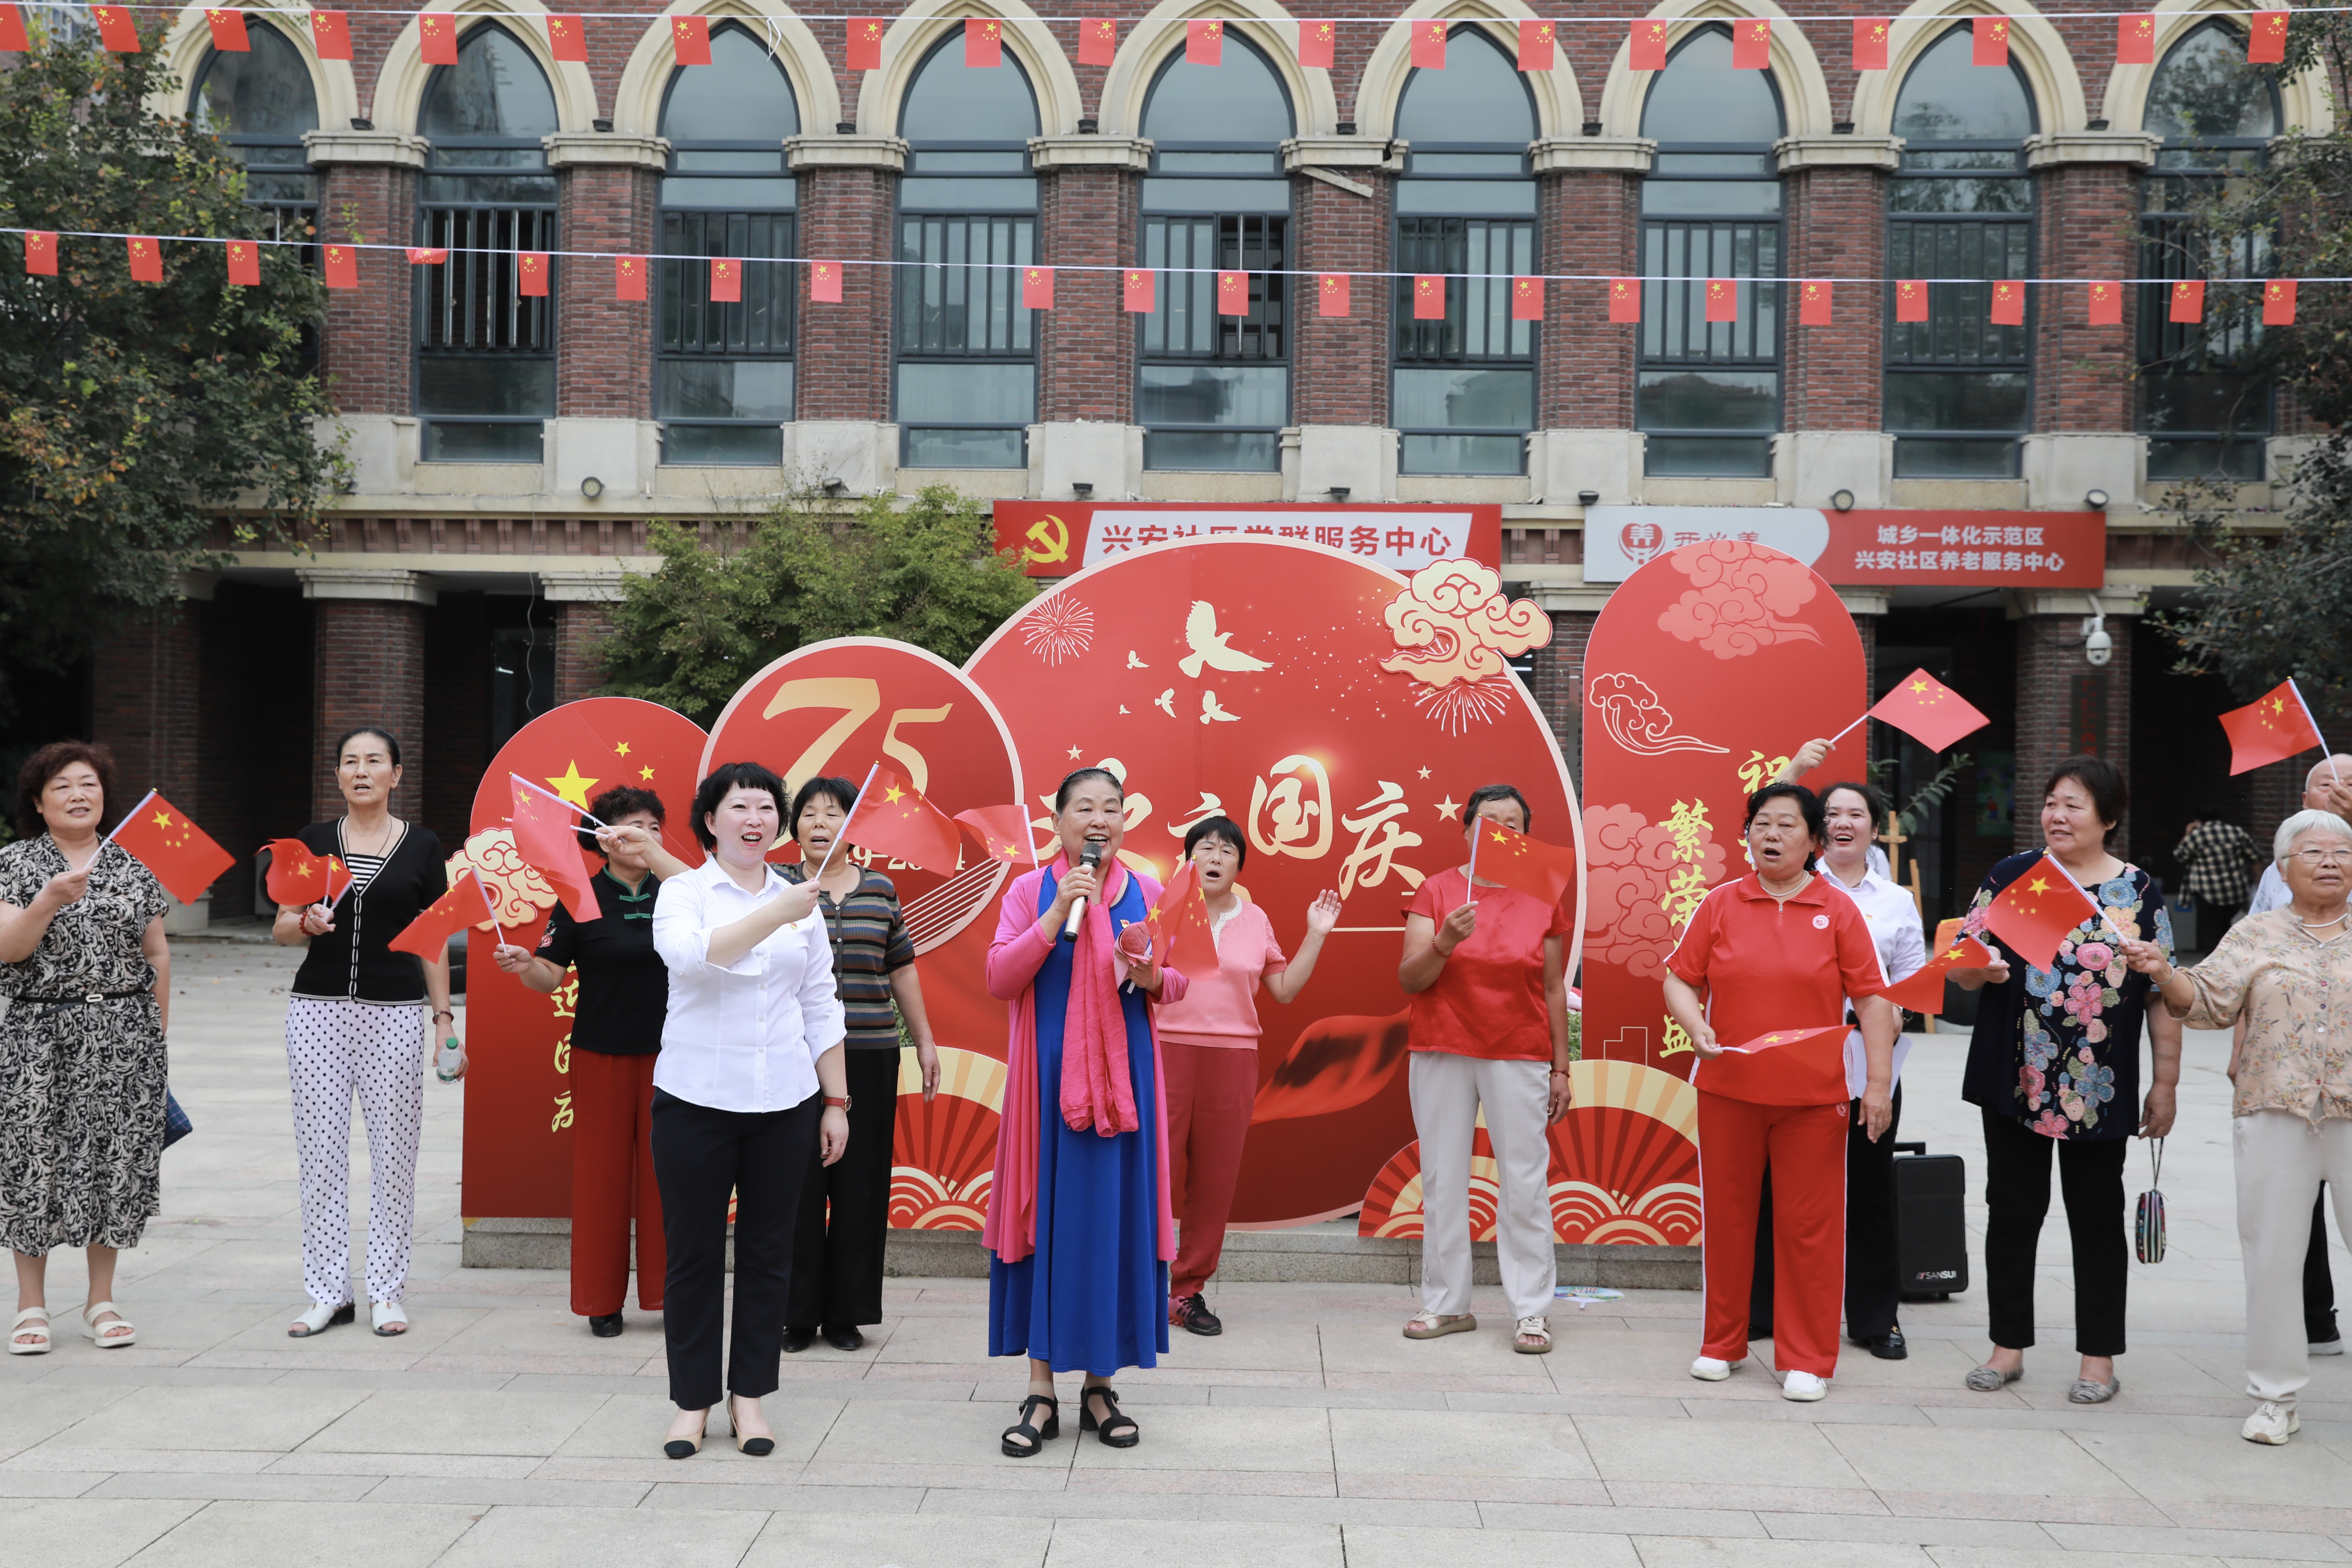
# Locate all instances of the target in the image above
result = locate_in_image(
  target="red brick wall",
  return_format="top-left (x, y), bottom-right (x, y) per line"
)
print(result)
top-left (1785, 167), bottom-right (1887, 432)
top-left (2035, 162), bottom-right (2141, 433)
top-left (554, 602), bottom-right (617, 704)
top-left (2013, 610), bottom-right (2135, 856)
top-left (1539, 171), bottom-right (1637, 428)
top-left (316, 163), bottom-right (414, 415)
top-left (312, 600), bottom-right (428, 825)
top-left (1037, 168), bottom-right (1138, 422)
top-left (795, 167), bottom-right (896, 422)
top-left (1293, 172), bottom-right (1392, 426)
top-left (558, 166), bottom-right (657, 419)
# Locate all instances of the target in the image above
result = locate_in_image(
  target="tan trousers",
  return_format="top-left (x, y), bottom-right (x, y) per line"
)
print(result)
top-left (1408, 1052), bottom-right (1557, 1320)
top-left (2235, 1110), bottom-right (2352, 1407)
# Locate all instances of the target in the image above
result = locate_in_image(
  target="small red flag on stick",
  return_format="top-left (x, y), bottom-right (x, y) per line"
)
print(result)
top-left (1512, 275), bottom-right (1543, 321)
top-left (615, 255), bottom-right (645, 300)
top-left (419, 12), bottom-right (458, 65)
top-left (672, 14), bottom-right (710, 64)
top-left (107, 791), bottom-right (234, 904)
top-left (0, 4), bottom-right (29, 51)
top-left (964, 15), bottom-right (1000, 67)
top-left (954, 806), bottom-right (1042, 868)
top-left (1318, 273), bottom-right (1350, 317)
top-left (710, 257), bottom-right (740, 303)
top-left (206, 8), bottom-right (249, 50)
top-left (1466, 819), bottom-right (1576, 908)
top-left (2117, 13), bottom-right (2155, 64)
top-left (2264, 279), bottom-right (2298, 325)
top-left (263, 838), bottom-right (333, 907)
top-left (1124, 267), bottom-right (1155, 313)
top-left (1896, 279), bottom-right (1929, 322)
top-left (1861, 667), bottom-right (1993, 753)
top-left (1879, 934), bottom-right (1994, 1015)
top-left (1022, 265), bottom-right (1053, 309)
top-left (2219, 678), bottom-right (2328, 776)
top-left (847, 16), bottom-right (883, 71)
top-left (1800, 279), bottom-right (1833, 325)
top-left (843, 764), bottom-right (965, 877)
top-left (1630, 19), bottom-right (1668, 71)
top-left (1973, 14), bottom-right (2009, 65)
top-left (226, 239), bottom-right (260, 286)
top-left (547, 15), bottom-right (586, 62)
top-left (2169, 279), bottom-right (2206, 323)
top-left (1076, 18), bottom-right (1114, 67)
top-left (1609, 278), bottom-right (1640, 323)
top-left (2087, 280), bottom-right (2122, 325)
top-left (518, 251), bottom-right (549, 296)
top-left (1144, 860), bottom-right (1219, 980)
top-left (1732, 17), bottom-right (1770, 68)
top-left (310, 9), bottom-right (350, 60)
top-left (1187, 17), bottom-right (1222, 65)
top-left (1298, 18), bottom-right (1333, 69)
top-left (25, 231), bottom-right (57, 276)
top-left (1518, 18), bottom-right (1553, 71)
top-left (809, 259), bottom-right (841, 302)
top-left (323, 243), bottom-right (358, 289)
top-left (509, 776), bottom-right (601, 922)
top-left (389, 868), bottom-right (489, 961)
top-left (1695, 1026), bottom-right (1852, 1106)
top-left (127, 236), bottom-right (163, 283)
top-left (1980, 852), bottom-right (2103, 972)
top-left (2249, 11), bottom-right (2287, 63)
top-left (1412, 18), bottom-right (1446, 69)
top-left (92, 4), bottom-right (139, 51)
top-left (1852, 17), bottom-right (1889, 70)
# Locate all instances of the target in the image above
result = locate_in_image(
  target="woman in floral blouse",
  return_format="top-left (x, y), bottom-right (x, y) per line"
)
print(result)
top-left (1952, 755), bottom-right (2180, 1405)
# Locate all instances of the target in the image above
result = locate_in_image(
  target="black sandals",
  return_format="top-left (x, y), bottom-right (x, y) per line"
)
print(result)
top-left (1000, 1393), bottom-right (1060, 1458)
top-left (1080, 1385), bottom-right (1139, 1449)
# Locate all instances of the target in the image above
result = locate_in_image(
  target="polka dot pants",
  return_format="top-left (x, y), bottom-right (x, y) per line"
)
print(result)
top-left (284, 997), bottom-right (425, 1307)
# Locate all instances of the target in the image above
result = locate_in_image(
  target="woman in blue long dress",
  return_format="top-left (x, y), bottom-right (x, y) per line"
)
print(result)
top-left (983, 767), bottom-right (1188, 1456)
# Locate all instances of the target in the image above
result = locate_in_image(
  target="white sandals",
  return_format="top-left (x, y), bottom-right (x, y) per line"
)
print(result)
top-left (288, 1301), bottom-right (356, 1338)
top-left (9, 1307), bottom-right (51, 1355)
top-left (79, 1301), bottom-right (135, 1348)
top-left (371, 1300), bottom-right (409, 1336)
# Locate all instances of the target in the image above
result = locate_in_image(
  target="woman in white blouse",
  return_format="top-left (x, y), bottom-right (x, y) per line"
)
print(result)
top-left (649, 762), bottom-right (847, 1460)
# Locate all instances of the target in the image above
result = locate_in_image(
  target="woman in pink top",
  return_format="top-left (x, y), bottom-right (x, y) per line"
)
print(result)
top-left (1153, 816), bottom-right (1339, 1336)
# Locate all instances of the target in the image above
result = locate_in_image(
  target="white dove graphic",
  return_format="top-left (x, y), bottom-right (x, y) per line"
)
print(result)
top-left (1153, 688), bottom-right (1176, 718)
top-left (1126, 650), bottom-right (1149, 669)
top-left (1178, 600), bottom-right (1272, 680)
top-left (1200, 690), bottom-right (1239, 724)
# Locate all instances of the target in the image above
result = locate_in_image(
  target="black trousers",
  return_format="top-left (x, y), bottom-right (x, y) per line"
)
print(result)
top-left (2311, 1186), bottom-right (2341, 1345)
top-left (651, 1087), bottom-right (819, 1410)
top-left (1749, 1083), bottom-right (1904, 1340)
top-left (787, 1049), bottom-right (901, 1330)
top-left (1980, 1108), bottom-right (2129, 1357)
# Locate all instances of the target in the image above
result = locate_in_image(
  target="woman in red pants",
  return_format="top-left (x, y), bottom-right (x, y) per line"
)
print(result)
top-left (1152, 816), bottom-right (1338, 1336)
top-left (1663, 782), bottom-right (1898, 1402)
top-left (495, 786), bottom-right (687, 1337)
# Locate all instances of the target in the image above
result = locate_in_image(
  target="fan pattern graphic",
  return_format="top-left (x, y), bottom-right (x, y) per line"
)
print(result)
top-left (889, 1046), bottom-right (1004, 1231)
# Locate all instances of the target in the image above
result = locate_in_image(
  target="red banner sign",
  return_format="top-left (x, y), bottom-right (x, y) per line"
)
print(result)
top-left (1584, 506), bottom-right (2105, 588)
top-left (994, 501), bottom-right (1503, 579)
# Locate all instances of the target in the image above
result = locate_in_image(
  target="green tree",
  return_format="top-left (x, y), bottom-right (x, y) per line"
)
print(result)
top-left (0, 17), bottom-right (341, 717)
top-left (596, 486), bottom-right (1039, 724)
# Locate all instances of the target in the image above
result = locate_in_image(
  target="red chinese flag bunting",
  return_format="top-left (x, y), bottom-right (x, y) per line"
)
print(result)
top-left (322, 243), bottom-right (357, 289)
top-left (1511, 275), bottom-right (1543, 321)
top-left (1468, 819), bottom-right (1576, 908)
top-left (1852, 16), bottom-right (1889, 70)
top-left (1412, 19), bottom-right (1446, 69)
top-left (1077, 18), bottom-right (1114, 67)
top-left (1187, 17), bottom-right (1222, 65)
top-left (1973, 15), bottom-right (2009, 66)
top-left (2264, 279), bottom-right (2298, 325)
top-left (1298, 19), bottom-right (1334, 69)
top-left (2117, 12), bottom-right (2155, 65)
top-left (1990, 279), bottom-right (2024, 326)
top-left (1517, 18), bottom-right (1553, 72)
top-left (847, 17), bottom-right (883, 71)
top-left (614, 254), bottom-right (645, 300)
top-left (709, 257), bottom-right (740, 304)
top-left (1732, 17), bottom-right (1770, 69)
top-left (1705, 278), bottom-right (1738, 323)
top-left (1981, 852), bottom-right (2102, 972)
top-left (1123, 267), bottom-right (1154, 312)
top-left (1145, 860), bottom-right (1219, 980)
top-left (419, 12), bottom-right (457, 65)
top-left (1630, 19), bottom-right (1669, 71)
top-left (407, 246), bottom-right (448, 265)
top-left (808, 259), bottom-right (841, 303)
top-left (1318, 272), bottom-right (1349, 317)
top-left (92, 4), bottom-right (138, 50)
top-left (1413, 274), bottom-right (1445, 320)
top-left (205, 9), bottom-right (249, 51)
top-left (127, 236), bottom-right (162, 283)
top-left (1896, 279), bottom-right (1929, 322)
top-left (2169, 279), bottom-right (2206, 323)
top-left (1799, 279), bottom-right (1833, 326)
top-left (1022, 264), bottom-right (1053, 310)
top-left (954, 805), bottom-right (1042, 868)
top-left (843, 766), bottom-right (964, 877)
top-left (1694, 1026), bottom-right (1851, 1107)
top-left (309, 10), bottom-right (350, 60)
top-left (2087, 279), bottom-right (2122, 325)
top-left (509, 777), bottom-right (601, 922)
top-left (108, 792), bottom-right (234, 905)
top-left (1608, 277), bottom-right (1641, 323)
top-left (964, 16), bottom-right (1000, 67)
top-left (24, 231), bottom-right (57, 276)
top-left (1868, 667), bottom-right (1992, 752)
top-left (226, 239), bottom-right (260, 286)
top-left (1879, 935), bottom-right (1995, 1015)
top-left (0, 4), bottom-right (27, 51)
top-left (546, 15), bottom-right (586, 63)
top-left (2220, 678), bottom-right (2326, 775)
top-left (1217, 270), bottom-right (1248, 316)
top-left (517, 251), bottom-right (548, 296)
top-left (2249, 11), bottom-right (2287, 63)
top-left (671, 14), bottom-right (710, 65)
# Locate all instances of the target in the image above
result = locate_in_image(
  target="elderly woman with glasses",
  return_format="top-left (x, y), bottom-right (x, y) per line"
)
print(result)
top-left (2122, 808), bottom-right (2352, 1446)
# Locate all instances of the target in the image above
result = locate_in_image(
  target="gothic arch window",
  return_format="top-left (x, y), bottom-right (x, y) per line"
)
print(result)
top-left (191, 21), bottom-right (320, 240)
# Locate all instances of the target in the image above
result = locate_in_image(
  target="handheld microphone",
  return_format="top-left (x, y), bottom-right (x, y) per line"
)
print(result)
top-left (1061, 841), bottom-right (1104, 941)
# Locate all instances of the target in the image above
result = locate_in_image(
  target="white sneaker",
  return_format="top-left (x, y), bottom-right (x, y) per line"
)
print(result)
top-left (2311, 1338), bottom-right (2344, 1357)
top-left (1689, 1356), bottom-right (1735, 1381)
top-left (2242, 1402), bottom-right (2300, 1445)
top-left (1782, 1370), bottom-right (1829, 1402)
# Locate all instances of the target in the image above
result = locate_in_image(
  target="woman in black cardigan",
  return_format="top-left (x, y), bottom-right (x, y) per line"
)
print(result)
top-left (272, 726), bottom-right (452, 1339)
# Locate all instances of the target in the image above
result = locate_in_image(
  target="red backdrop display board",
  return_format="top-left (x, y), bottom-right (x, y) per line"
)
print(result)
top-left (1579, 542), bottom-right (1868, 1092)
top-left (460, 698), bottom-right (709, 1217)
top-left (993, 501), bottom-right (1503, 579)
top-left (1582, 506), bottom-right (2104, 589)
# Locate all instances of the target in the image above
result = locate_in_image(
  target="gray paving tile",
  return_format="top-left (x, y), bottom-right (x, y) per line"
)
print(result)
top-left (1342, 1523), bottom-right (1642, 1567)
top-left (1331, 1407), bottom-right (1596, 1479)
top-left (119, 1499), bottom-right (478, 1567)
top-left (1044, 1516), bottom-right (1343, 1567)
top-left (0, 1497), bottom-right (205, 1568)
top-left (1756, 1514), bottom-right (2059, 1547)
top-left (82, 1472), bottom-right (377, 1502)
top-left (741, 1509), bottom-right (1053, 1568)
top-left (295, 1387), bottom-right (607, 1456)
top-left (2043, 1523), bottom-right (2352, 1561)
top-left (1479, 1501), bottom-right (1769, 1537)
top-left (41, 1387), bottom-right (365, 1452)
top-left (1577, 1415), bottom-right (1868, 1490)
top-left (432, 1501), bottom-right (768, 1567)
top-left (1631, 1542), bottom-right (1939, 1566)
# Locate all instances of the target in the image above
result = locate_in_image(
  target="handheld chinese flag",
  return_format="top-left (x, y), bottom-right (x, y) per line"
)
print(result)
top-left (2265, 279), bottom-right (2298, 326)
top-left (1124, 267), bottom-right (1155, 313)
top-left (206, 8), bottom-right (249, 50)
top-left (1868, 667), bottom-right (1991, 753)
top-left (710, 257), bottom-right (740, 303)
top-left (1609, 277), bottom-right (1640, 323)
top-left (25, 231), bottom-right (56, 275)
top-left (615, 254), bottom-right (646, 300)
top-left (1469, 819), bottom-right (1576, 908)
top-left (1896, 279), bottom-right (1929, 322)
top-left (2117, 12), bottom-right (2155, 65)
top-left (108, 792), bottom-right (233, 905)
top-left (1705, 278), bottom-right (1737, 323)
top-left (1217, 270), bottom-right (1249, 316)
top-left (2169, 279), bottom-right (2205, 324)
top-left (1693, 1026), bottom-right (1851, 1107)
top-left (1414, 274), bottom-right (1445, 320)
top-left (964, 15), bottom-right (1000, 67)
top-left (509, 776), bottom-right (601, 921)
top-left (1732, 17), bottom-right (1770, 69)
top-left (2249, 11), bottom-right (2287, 64)
top-left (1412, 19), bottom-right (1446, 69)
top-left (408, 246), bottom-right (448, 265)
top-left (1800, 279), bottom-right (1833, 326)
top-left (323, 243), bottom-right (358, 289)
top-left (127, 236), bottom-right (162, 283)
top-left (2219, 678), bottom-right (2327, 775)
top-left (1880, 934), bottom-right (1994, 1015)
top-left (954, 805), bottom-right (1042, 868)
top-left (672, 15), bottom-right (710, 64)
top-left (2087, 279), bottom-right (2122, 325)
top-left (1973, 14), bottom-right (2009, 66)
top-left (389, 868), bottom-right (487, 961)
top-left (262, 837), bottom-right (351, 907)
top-left (1318, 273), bottom-right (1350, 317)
top-left (92, 4), bottom-right (138, 51)
top-left (1077, 18), bottom-right (1115, 67)
top-left (809, 259), bottom-right (842, 302)
top-left (1518, 18), bottom-right (1553, 72)
top-left (1982, 852), bottom-right (2101, 972)
top-left (1852, 17), bottom-right (1889, 70)
top-left (1630, 19), bottom-right (1669, 71)
top-left (518, 251), bottom-right (549, 296)
top-left (847, 16), bottom-right (883, 71)
top-left (1022, 265), bottom-right (1053, 310)
top-left (1146, 860), bottom-right (1219, 981)
top-left (547, 14), bottom-right (586, 63)
top-left (420, 12), bottom-right (458, 65)
top-left (0, 4), bottom-right (28, 51)
top-left (1187, 17), bottom-right (1222, 65)
top-left (310, 9), bottom-right (350, 61)
top-left (1511, 275), bottom-right (1543, 322)
top-left (226, 239), bottom-right (260, 286)
top-left (1298, 19), bottom-right (1334, 69)
top-left (843, 765), bottom-right (964, 877)
top-left (1990, 279), bottom-right (2024, 326)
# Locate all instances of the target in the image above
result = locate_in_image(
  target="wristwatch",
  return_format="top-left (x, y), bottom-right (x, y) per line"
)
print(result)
top-left (824, 1095), bottom-right (852, 1110)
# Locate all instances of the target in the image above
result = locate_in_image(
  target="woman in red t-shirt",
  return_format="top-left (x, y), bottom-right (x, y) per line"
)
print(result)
top-left (1663, 783), bottom-right (1898, 1402)
top-left (1397, 784), bottom-right (1576, 1354)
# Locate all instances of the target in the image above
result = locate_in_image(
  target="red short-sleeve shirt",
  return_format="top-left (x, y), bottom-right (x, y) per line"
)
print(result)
top-left (1665, 872), bottom-right (1887, 1051)
top-left (1407, 867), bottom-right (1572, 1062)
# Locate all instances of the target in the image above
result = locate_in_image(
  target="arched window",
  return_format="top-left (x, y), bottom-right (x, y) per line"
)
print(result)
top-left (657, 24), bottom-right (800, 466)
top-left (894, 32), bottom-right (1041, 470)
top-left (1138, 35), bottom-right (1295, 471)
top-left (1392, 26), bottom-right (1536, 475)
top-left (2141, 21), bottom-right (2281, 479)
top-left (1884, 25), bottom-right (2036, 478)
top-left (192, 22), bottom-right (319, 240)
top-left (416, 23), bottom-right (560, 462)
top-left (1637, 25), bottom-right (1785, 478)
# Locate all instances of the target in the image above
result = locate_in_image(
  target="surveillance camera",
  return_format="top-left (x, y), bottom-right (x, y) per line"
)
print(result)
top-left (2084, 626), bottom-right (2113, 666)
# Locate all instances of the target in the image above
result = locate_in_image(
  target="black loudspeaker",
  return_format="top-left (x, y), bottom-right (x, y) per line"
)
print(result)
top-left (1892, 1141), bottom-right (1970, 1301)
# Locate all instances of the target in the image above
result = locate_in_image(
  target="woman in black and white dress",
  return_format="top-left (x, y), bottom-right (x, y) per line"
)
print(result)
top-left (272, 726), bottom-right (452, 1339)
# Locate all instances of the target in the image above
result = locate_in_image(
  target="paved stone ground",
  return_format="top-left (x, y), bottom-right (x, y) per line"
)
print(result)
top-left (4, 936), bottom-right (2350, 1568)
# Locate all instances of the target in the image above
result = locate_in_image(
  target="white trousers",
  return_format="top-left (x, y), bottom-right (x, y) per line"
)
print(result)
top-left (2235, 1110), bottom-right (2352, 1407)
top-left (1408, 1052), bottom-right (1557, 1320)
top-left (285, 997), bottom-right (426, 1306)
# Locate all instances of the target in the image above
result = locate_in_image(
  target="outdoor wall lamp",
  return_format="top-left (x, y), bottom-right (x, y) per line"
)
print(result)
top-left (2085, 488), bottom-right (2111, 510)
top-left (1830, 489), bottom-right (1855, 512)
top-left (579, 476), bottom-right (603, 500)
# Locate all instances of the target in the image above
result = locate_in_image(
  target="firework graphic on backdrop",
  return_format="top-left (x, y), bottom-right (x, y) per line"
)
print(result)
top-left (1413, 674), bottom-right (1516, 736)
top-left (1022, 593), bottom-right (1095, 667)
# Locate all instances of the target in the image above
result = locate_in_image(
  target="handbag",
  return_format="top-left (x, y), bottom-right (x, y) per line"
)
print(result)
top-left (162, 1089), bottom-right (193, 1151)
top-left (2135, 1137), bottom-right (2166, 1264)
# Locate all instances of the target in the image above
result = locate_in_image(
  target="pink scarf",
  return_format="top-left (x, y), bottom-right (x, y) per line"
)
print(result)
top-left (1059, 866), bottom-right (1140, 1137)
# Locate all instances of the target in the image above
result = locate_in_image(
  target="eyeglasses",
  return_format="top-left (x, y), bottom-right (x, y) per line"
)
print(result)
top-left (2292, 849), bottom-right (2352, 867)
